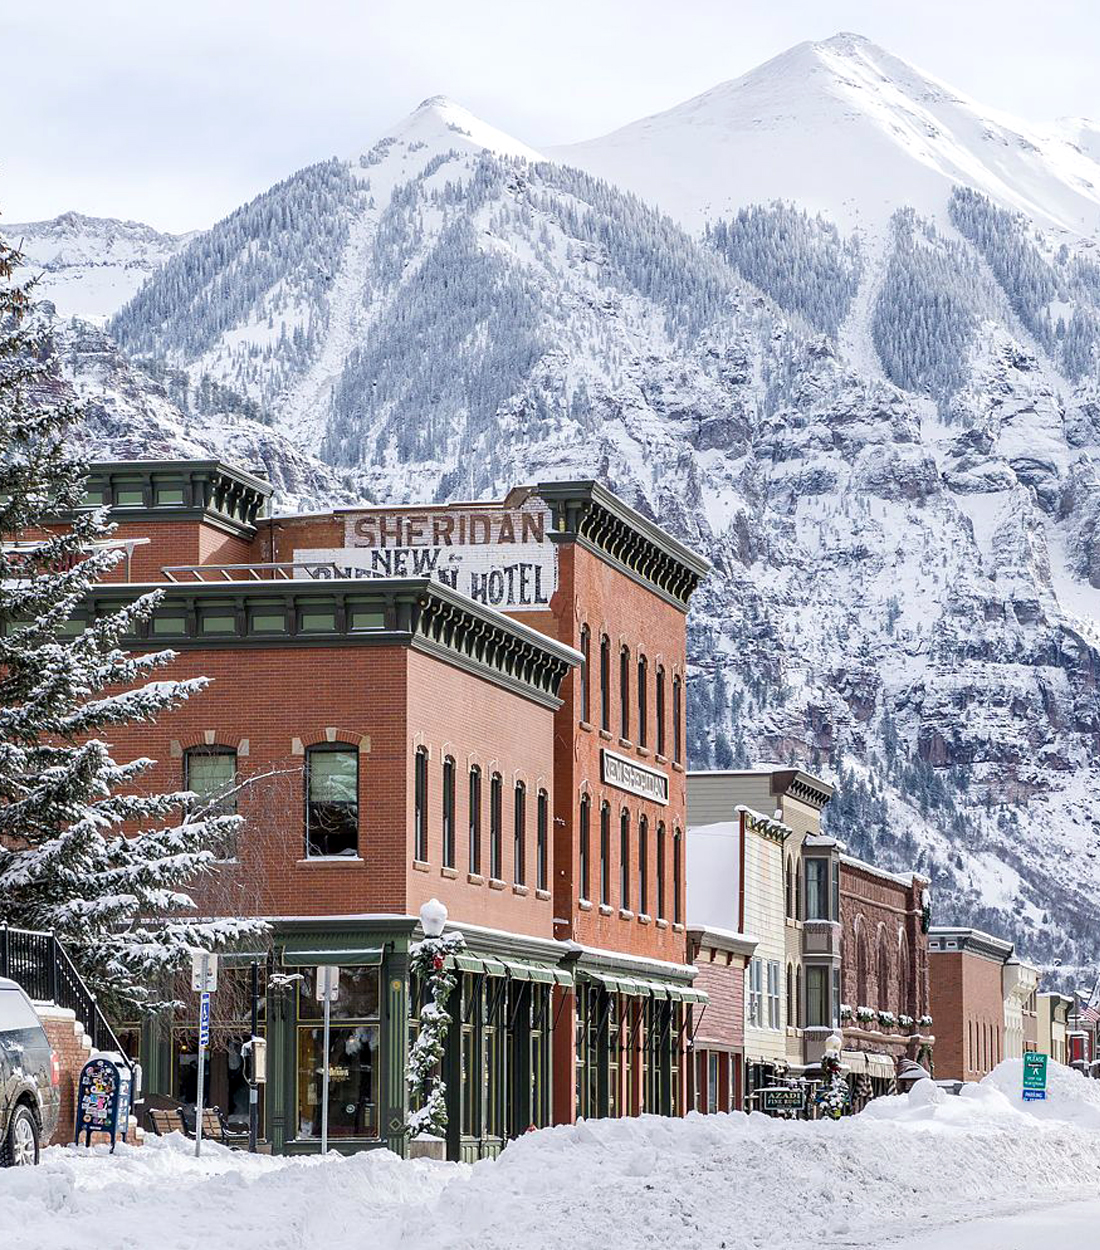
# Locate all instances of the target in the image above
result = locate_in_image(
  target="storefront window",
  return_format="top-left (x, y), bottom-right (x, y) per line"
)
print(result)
top-left (296, 966), bottom-right (380, 1140)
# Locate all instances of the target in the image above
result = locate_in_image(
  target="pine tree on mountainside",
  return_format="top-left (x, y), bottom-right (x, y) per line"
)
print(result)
top-left (0, 233), bottom-right (265, 1014)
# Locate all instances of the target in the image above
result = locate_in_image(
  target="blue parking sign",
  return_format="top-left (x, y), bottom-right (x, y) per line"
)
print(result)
top-left (199, 991), bottom-right (211, 1046)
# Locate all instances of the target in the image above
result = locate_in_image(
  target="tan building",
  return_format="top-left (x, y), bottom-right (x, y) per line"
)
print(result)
top-left (1002, 955), bottom-right (1040, 1061)
top-left (1038, 992), bottom-right (1073, 1064)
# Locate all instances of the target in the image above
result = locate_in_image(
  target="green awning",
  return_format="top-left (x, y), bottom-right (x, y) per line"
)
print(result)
top-left (665, 985), bottom-right (685, 1002)
top-left (683, 987), bottom-right (710, 1005)
top-left (281, 947), bottom-right (383, 967)
top-left (551, 968), bottom-right (573, 986)
top-left (453, 954), bottom-right (484, 974)
top-left (526, 966), bottom-right (556, 985)
top-left (482, 957), bottom-right (507, 978)
top-left (503, 959), bottom-right (531, 981)
top-left (500, 959), bottom-right (563, 985)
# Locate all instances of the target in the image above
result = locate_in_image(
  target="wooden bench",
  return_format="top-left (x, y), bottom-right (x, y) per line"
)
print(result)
top-left (147, 1107), bottom-right (185, 1136)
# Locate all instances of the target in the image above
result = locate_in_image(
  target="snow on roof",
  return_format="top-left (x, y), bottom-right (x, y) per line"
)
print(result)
top-left (840, 852), bottom-right (925, 888)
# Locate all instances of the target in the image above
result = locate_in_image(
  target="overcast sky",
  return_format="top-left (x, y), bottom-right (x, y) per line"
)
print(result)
top-left (5, 0), bottom-right (1099, 233)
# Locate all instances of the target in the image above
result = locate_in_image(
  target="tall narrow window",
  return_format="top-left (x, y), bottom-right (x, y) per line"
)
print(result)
top-left (619, 646), bottom-right (630, 739)
top-left (656, 822), bottom-right (666, 920)
top-left (672, 675), bottom-right (683, 764)
top-left (414, 747), bottom-right (429, 862)
top-left (580, 626), bottom-right (591, 724)
top-left (656, 667), bottom-right (666, 756)
top-left (805, 859), bottom-right (829, 920)
top-left (638, 816), bottom-right (648, 916)
top-left (619, 808), bottom-right (631, 910)
top-left (579, 796), bottom-right (591, 901)
top-left (442, 756), bottom-right (456, 869)
top-left (513, 781), bottom-right (526, 886)
top-left (599, 636), bottom-right (611, 732)
top-left (306, 745), bottom-right (359, 858)
top-left (673, 828), bottom-right (683, 925)
top-left (599, 802), bottom-right (611, 906)
top-left (468, 766), bottom-right (482, 875)
top-left (637, 655), bottom-right (648, 748)
top-left (536, 789), bottom-right (549, 892)
top-left (490, 773), bottom-right (503, 880)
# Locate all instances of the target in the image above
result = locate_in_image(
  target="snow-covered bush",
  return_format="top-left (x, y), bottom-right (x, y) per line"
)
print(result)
top-left (856, 1006), bottom-right (876, 1023)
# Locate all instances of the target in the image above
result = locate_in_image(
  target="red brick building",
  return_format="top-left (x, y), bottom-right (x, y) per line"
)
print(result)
top-left (928, 927), bottom-right (1012, 1082)
top-left (838, 855), bottom-right (931, 1104)
top-left (686, 927), bottom-right (756, 1111)
top-left (52, 461), bottom-right (710, 1157)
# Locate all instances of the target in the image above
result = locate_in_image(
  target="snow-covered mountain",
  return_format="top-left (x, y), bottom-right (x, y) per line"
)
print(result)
top-left (16, 40), bottom-right (1100, 969)
top-left (6, 211), bottom-right (191, 324)
top-left (551, 32), bottom-right (1100, 236)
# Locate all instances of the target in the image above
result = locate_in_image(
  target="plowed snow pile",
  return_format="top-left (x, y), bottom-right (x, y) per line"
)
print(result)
top-left (5, 1062), bottom-right (1100, 1250)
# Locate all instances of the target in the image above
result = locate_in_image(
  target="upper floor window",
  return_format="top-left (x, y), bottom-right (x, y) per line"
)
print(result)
top-left (656, 667), bottom-right (666, 756)
top-left (490, 772), bottom-right (503, 880)
top-left (442, 756), bottom-right (456, 869)
top-left (536, 789), bottom-right (549, 892)
top-left (672, 827), bottom-right (683, 925)
top-left (619, 646), bottom-right (630, 740)
top-left (656, 822), bottom-right (666, 920)
top-left (599, 636), bottom-right (611, 732)
top-left (638, 815), bottom-right (648, 916)
top-left (468, 765), bottom-right (482, 875)
top-left (805, 858), bottom-right (830, 920)
top-left (306, 745), bottom-right (358, 858)
top-left (672, 675), bottom-right (683, 764)
top-left (579, 796), bottom-right (591, 902)
top-left (414, 747), bottom-right (429, 862)
top-left (184, 746), bottom-right (237, 815)
top-left (513, 780), bottom-right (526, 886)
top-left (637, 655), bottom-right (648, 748)
top-left (579, 626), bottom-right (591, 724)
top-left (619, 808), bottom-right (631, 910)
top-left (803, 966), bottom-right (827, 1028)
top-left (599, 802), bottom-right (611, 906)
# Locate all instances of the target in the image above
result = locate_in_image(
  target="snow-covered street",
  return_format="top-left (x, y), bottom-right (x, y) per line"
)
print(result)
top-left (4, 1061), bottom-right (1100, 1250)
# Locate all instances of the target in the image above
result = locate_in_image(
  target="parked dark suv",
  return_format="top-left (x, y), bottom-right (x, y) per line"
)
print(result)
top-left (0, 977), bottom-right (61, 1166)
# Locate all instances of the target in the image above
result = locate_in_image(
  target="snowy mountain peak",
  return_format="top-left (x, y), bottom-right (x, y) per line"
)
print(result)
top-left (552, 33), bottom-right (1100, 234)
top-left (366, 94), bottom-right (543, 164)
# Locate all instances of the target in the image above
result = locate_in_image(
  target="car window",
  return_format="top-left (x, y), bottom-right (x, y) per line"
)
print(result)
top-left (0, 988), bottom-right (43, 1033)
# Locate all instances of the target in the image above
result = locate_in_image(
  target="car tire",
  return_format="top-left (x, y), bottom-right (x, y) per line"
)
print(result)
top-left (2, 1104), bottom-right (40, 1167)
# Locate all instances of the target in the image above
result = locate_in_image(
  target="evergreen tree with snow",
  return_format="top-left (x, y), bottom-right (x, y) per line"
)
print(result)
top-left (0, 233), bottom-right (264, 1013)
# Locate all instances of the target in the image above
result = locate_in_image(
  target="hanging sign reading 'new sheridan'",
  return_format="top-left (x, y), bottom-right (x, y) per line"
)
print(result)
top-left (601, 749), bottom-right (669, 806)
top-left (294, 500), bottom-right (557, 612)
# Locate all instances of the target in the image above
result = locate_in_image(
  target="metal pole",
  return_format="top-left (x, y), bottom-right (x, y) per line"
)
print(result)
top-left (249, 960), bottom-right (259, 1153)
top-left (321, 965), bottom-right (332, 1154)
top-left (195, 953), bottom-right (208, 1158)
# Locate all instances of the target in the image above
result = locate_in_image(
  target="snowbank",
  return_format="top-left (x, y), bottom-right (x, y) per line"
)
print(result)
top-left (5, 1064), bottom-right (1100, 1250)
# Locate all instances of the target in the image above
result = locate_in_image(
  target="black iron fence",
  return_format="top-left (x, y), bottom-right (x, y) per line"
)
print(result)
top-left (0, 926), bottom-right (129, 1057)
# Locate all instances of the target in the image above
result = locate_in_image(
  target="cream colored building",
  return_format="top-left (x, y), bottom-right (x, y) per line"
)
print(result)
top-left (687, 780), bottom-right (791, 1101)
top-left (1002, 955), bottom-right (1040, 1060)
top-left (1038, 992), bottom-right (1072, 1064)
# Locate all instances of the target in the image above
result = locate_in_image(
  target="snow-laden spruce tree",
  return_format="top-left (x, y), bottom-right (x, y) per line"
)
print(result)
top-left (0, 231), bottom-right (265, 1013)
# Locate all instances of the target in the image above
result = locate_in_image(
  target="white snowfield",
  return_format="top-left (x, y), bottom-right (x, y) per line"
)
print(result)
top-left (5, 1061), bottom-right (1100, 1250)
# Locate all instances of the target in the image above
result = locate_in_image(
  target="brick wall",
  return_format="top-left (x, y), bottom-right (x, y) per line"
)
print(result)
top-left (689, 945), bottom-right (746, 1051)
top-left (929, 950), bottom-right (1005, 1081)
top-left (34, 1004), bottom-right (142, 1147)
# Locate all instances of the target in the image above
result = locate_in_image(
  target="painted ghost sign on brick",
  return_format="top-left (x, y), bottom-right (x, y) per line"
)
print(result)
top-left (294, 499), bottom-right (558, 612)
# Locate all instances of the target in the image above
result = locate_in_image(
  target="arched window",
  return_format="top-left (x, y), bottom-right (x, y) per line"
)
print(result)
top-left (513, 781), bottom-right (526, 886)
top-left (413, 746), bottom-right (429, 862)
top-left (579, 626), bottom-right (591, 724)
top-left (656, 822), bottom-right (666, 920)
top-left (442, 756), bottom-right (456, 868)
top-left (656, 667), bottom-right (666, 756)
top-left (599, 802), bottom-right (611, 906)
top-left (619, 646), bottom-right (630, 739)
top-left (599, 636), bottom-right (611, 732)
top-left (536, 789), bottom-right (549, 892)
top-left (877, 931), bottom-right (891, 1012)
top-left (784, 857), bottom-right (793, 918)
top-left (619, 808), bottom-right (631, 909)
top-left (794, 861), bottom-right (803, 921)
top-left (786, 963), bottom-right (794, 1023)
top-left (307, 744), bottom-right (359, 858)
top-left (898, 939), bottom-right (911, 1020)
top-left (673, 828), bottom-right (683, 925)
top-left (468, 765), bottom-right (482, 875)
top-left (672, 675), bottom-right (683, 764)
top-left (579, 796), bottom-right (591, 901)
top-left (637, 655), bottom-right (648, 748)
top-left (489, 772), bottom-right (503, 880)
top-left (855, 919), bottom-right (869, 1008)
top-left (796, 965), bottom-right (804, 1029)
top-left (638, 816), bottom-right (648, 915)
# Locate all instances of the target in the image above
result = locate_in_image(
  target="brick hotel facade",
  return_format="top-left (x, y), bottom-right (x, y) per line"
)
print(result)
top-left (49, 461), bottom-right (710, 1158)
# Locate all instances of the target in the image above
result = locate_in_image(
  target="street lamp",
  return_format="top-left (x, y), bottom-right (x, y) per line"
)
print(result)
top-left (420, 897), bottom-right (448, 938)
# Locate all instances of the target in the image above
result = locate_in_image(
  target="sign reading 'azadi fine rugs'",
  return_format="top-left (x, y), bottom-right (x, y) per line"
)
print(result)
top-left (294, 499), bottom-right (558, 612)
top-left (601, 749), bottom-right (669, 806)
